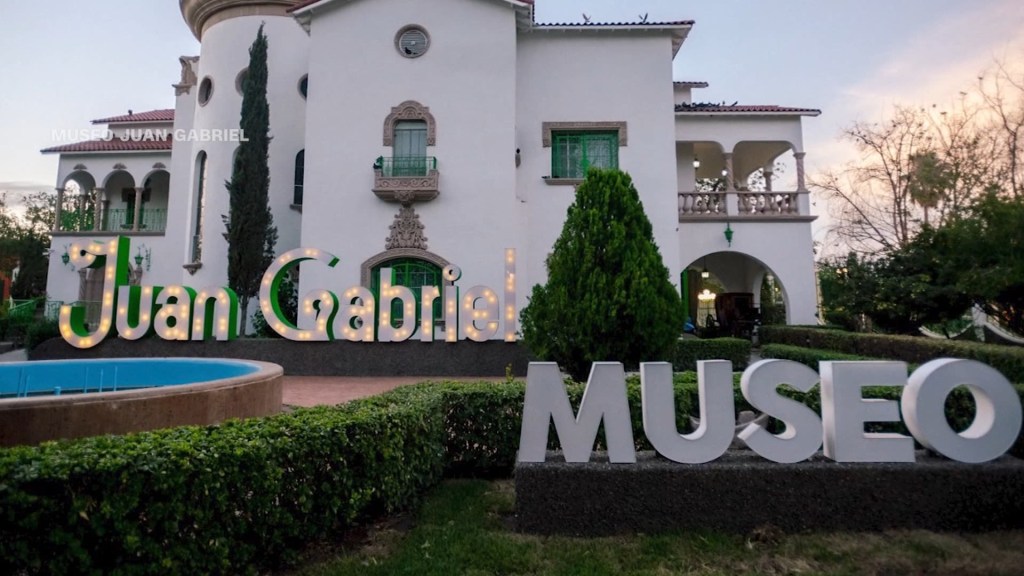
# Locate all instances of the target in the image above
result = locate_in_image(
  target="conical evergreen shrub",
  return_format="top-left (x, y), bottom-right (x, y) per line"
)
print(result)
top-left (520, 168), bottom-right (683, 381)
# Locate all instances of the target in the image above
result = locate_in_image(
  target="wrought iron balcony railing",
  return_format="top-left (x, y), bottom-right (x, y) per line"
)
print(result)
top-left (372, 156), bottom-right (440, 203)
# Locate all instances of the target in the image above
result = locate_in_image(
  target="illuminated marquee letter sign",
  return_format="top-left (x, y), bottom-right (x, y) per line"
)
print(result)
top-left (59, 237), bottom-right (518, 348)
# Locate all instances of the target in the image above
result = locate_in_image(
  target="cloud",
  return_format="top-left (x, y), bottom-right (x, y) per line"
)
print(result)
top-left (0, 181), bottom-right (52, 194)
top-left (814, 0), bottom-right (1024, 169)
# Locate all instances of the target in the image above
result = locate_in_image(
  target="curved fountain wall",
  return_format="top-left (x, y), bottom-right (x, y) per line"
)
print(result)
top-left (0, 358), bottom-right (283, 446)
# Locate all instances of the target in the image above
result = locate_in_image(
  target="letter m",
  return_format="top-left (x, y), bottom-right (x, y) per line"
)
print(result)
top-left (517, 362), bottom-right (636, 463)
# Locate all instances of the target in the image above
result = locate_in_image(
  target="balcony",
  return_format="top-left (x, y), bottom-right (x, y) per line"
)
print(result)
top-left (372, 156), bottom-right (439, 203)
top-left (678, 191), bottom-right (815, 222)
top-left (56, 209), bottom-right (167, 234)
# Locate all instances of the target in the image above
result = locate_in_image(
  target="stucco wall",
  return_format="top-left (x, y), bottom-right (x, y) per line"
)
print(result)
top-left (300, 0), bottom-right (523, 338)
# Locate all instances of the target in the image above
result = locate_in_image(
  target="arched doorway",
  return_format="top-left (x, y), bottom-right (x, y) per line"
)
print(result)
top-left (683, 252), bottom-right (789, 337)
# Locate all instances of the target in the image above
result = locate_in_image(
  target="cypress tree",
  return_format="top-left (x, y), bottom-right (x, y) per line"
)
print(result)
top-left (225, 25), bottom-right (277, 335)
top-left (520, 168), bottom-right (684, 381)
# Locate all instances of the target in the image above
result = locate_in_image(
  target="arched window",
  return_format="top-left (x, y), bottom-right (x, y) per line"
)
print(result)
top-left (293, 150), bottom-right (305, 205)
top-left (370, 258), bottom-right (442, 329)
top-left (191, 151), bottom-right (208, 262)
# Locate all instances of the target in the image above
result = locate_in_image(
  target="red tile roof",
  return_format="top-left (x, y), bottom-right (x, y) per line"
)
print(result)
top-left (41, 137), bottom-right (173, 154)
top-left (91, 109), bottom-right (175, 125)
top-left (676, 104), bottom-right (821, 116)
top-left (537, 20), bottom-right (694, 28)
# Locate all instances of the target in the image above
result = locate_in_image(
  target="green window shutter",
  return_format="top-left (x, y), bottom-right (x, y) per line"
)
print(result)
top-left (551, 131), bottom-right (618, 179)
top-left (370, 258), bottom-right (443, 331)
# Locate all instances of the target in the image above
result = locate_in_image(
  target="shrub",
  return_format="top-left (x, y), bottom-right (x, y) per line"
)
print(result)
top-left (671, 337), bottom-right (750, 371)
top-left (2, 375), bottom-right (1022, 573)
top-left (760, 326), bottom-right (1024, 382)
top-left (24, 319), bottom-right (61, 352)
top-left (520, 168), bottom-right (684, 381)
top-left (761, 343), bottom-right (873, 368)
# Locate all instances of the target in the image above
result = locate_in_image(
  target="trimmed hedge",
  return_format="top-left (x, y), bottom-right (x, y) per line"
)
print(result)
top-left (761, 343), bottom-right (875, 367)
top-left (2, 374), bottom-right (1023, 573)
top-left (760, 326), bottom-right (1024, 382)
top-left (0, 395), bottom-right (448, 575)
top-left (671, 337), bottom-right (750, 372)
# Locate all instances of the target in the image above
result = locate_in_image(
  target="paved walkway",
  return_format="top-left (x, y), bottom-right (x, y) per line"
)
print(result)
top-left (0, 348), bottom-right (27, 363)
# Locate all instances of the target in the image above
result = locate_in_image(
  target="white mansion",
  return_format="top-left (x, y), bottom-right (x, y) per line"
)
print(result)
top-left (43, 0), bottom-right (820, 338)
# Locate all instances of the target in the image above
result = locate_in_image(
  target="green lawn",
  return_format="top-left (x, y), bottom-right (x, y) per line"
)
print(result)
top-left (291, 480), bottom-right (1024, 576)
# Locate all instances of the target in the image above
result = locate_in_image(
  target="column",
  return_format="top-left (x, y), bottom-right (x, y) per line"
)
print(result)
top-left (78, 190), bottom-right (88, 231)
top-left (92, 188), bottom-right (105, 231)
top-left (794, 152), bottom-right (810, 215)
top-left (723, 153), bottom-right (735, 191)
top-left (132, 187), bottom-right (144, 232)
top-left (723, 152), bottom-right (736, 215)
top-left (53, 187), bottom-right (64, 232)
top-left (794, 152), bottom-right (807, 191)
top-left (763, 164), bottom-right (773, 192)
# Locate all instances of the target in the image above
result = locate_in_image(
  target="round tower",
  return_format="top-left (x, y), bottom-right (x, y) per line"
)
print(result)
top-left (177, 0), bottom-right (309, 292)
top-left (180, 0), bottom-right (300, 41)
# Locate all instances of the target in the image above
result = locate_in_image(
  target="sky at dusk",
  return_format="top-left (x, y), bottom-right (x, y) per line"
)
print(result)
top-left (1, 0), bottom-right (1022, 224)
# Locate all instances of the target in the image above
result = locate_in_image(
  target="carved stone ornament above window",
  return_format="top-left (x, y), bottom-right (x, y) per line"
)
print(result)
top-left (541, 121), bottom-right (628, 147)
top-left (385, 205), bottom-right (429, 251)
top-left (383, 100), bottom-right (436, 146)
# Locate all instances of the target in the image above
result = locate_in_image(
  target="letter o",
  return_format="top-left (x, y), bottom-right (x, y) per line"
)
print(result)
top-left (902, 358), bottom-right (1022, 463)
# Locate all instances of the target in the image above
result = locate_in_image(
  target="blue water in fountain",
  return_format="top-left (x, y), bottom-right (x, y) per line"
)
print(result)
top-left (0, 358), bottom-right (260, 398)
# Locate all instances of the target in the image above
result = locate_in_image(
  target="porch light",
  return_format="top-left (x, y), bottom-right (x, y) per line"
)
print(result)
top-left (134, 251), bottom-right (144, 267)
top-left (61, 252), bottom-right (70, 266)
top-left (724, 222), bottom-right (734, 247)
top-left (701, 257), bottom-right (710, 279)
top-left (693, 157), bottom-right (701, 169)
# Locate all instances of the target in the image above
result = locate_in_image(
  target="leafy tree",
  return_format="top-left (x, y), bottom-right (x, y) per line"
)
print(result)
top-left (818, 235), bottom-right (970, 336)
top-left (0, 191), bottom-right (54, 298)
top-left (940, 193), bottom-right (1024, 334)
top-left (224, 25), bottom-right (277, 335)
top-left (818, 253), bottom-right (876, 331)
top-left (866, 227), bottom-right (970, 334)
top-left (519, 168), bottom-right (684, 381)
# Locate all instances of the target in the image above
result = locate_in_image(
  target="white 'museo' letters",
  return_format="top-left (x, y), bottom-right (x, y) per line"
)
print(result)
top-left (903, 358), bottom-right (1023, 463)
top-left (821, 361), bottom-right (916, 463)
top-left (517, 362), bottom-right (635, 463)
top-left (738, 359), bottom-right (823, 463)
top-left (641, 361), bottom-right (735, 464)
top-left (518, 358), bottom-right (1023, 465)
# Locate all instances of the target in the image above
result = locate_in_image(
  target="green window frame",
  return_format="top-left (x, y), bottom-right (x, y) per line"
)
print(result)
top-left (393, 121), bottom-right (428, 176)
top-left (551, 131), bottom-right (618, 179)
top-left (370, 258), bottom-right (443, 330)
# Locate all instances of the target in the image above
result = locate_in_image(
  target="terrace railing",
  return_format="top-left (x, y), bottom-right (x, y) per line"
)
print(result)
top-left (57, 209), bottom-right (167, 233)
top-left (678, 190), bottom-right (811, 221)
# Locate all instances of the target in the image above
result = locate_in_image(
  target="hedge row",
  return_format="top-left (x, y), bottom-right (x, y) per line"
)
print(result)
top-left (760, 326), bottom-right (1024, 382)
top-left (0, 395), bottom-right (449, 575)
top-left (3, 375), bottom-right (1023, 574)
top-left (761, 343), bottom-right (875, 366)
top-left (671, 337), bottom-right (750, 372)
